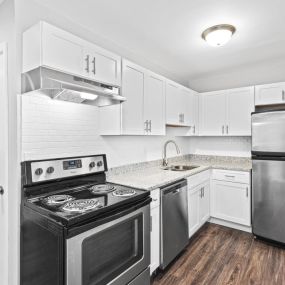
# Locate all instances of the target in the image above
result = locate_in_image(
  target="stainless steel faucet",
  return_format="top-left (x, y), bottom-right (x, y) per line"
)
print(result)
top-left (162, 140), bottom-right (181, 167)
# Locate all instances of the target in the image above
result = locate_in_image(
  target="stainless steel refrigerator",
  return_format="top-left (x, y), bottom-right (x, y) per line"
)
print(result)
top-left (252, 110), bottom-right (285, 243)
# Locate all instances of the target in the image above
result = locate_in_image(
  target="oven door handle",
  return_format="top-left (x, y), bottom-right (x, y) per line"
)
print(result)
top-left (67, 197), bottom-right (151, 238)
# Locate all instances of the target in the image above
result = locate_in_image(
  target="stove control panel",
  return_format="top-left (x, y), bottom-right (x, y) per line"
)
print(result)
top-left (30, 155), bottom-right (106, 183)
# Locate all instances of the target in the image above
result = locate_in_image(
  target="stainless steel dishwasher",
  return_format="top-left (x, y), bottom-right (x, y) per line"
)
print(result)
top-left (160, 179), bottom-right (189, 269)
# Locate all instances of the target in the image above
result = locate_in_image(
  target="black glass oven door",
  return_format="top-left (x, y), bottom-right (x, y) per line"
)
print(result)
top-left (66, 204), bottom-right (150, 285)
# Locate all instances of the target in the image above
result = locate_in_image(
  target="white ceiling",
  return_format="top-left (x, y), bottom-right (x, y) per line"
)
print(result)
top-left (33, 0), bottom-right (285, 91)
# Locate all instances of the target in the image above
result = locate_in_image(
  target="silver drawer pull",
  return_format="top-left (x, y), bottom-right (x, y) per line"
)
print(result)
top-left (152, 198), bottom-right (158, 201)
top-left (85, 55), bottom-right (90, 73)
top-left (225, 175), bottom-right (235, 178)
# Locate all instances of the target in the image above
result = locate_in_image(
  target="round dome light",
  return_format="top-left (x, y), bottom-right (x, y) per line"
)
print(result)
top-left (202, 24), bottom-right (236, 47)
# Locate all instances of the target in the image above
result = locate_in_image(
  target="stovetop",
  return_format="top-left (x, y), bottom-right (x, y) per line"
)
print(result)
top-left (25, 182), bottom-right (148, 226)
top-left (21, 155), bottom-right (150, 227)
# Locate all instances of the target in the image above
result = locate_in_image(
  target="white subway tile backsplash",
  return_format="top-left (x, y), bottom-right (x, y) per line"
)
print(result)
top-left (21, 94), bottom-right (251, 167)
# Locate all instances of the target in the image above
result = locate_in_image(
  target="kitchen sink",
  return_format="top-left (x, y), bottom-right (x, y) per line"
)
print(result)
top-left (161, 165), bottom-right (199, 171)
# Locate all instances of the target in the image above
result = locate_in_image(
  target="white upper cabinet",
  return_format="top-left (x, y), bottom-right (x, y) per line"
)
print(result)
top-left (121, 60), bottom-right (145, 135)
top-left (255, 82), bottom-right (285, 106)
top-left (199, 87), bottom-right (254, 136)
top-left (101, 60), bottom-right (166, 136)
top-left (82, 46), bottom-right (121, 86)
top-left (199, 91), bottom-right (227, 136)
top-left (227, 87), bottom-right (254, 136)
top-left (180, 88), bottom-right (192, 126)
top-left (165, 81), bottom-right (181, 125)
top-left (188, 92), bottom-right (199, 136)
top-left (165, 80), bottom-right (195, 127)
top-left (22, 22), bottom-right (121, 86)
top-left (144, 72), bottom-right (165, 135)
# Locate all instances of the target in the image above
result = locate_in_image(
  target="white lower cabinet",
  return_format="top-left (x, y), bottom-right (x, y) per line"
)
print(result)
top-left (188, 188), bottom-right (201, 237)
top-left (211, 180), bottom-right (251, 226)
top-left (187, 169), bottom-right (251, 238)
top-left (187, 172), bottom-right (210, 238)
top-left (150, 189), bottom-right (160, 275)
top-left (199, 183), bottom-right (210, 224)
top-left (211, 170), bottom-right (251, 227)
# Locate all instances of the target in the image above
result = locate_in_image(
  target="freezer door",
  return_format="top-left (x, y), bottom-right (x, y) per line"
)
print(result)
top-left (252, 111), bottom-right (285, 153)
top-left (252, 158), bottom-right (285, 243)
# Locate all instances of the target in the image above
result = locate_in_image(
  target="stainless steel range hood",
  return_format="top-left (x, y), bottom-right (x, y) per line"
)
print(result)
top-left (21, 67), bottom-right (125, 107)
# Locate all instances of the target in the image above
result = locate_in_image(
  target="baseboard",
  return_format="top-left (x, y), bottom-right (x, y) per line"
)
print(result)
top-left (209, 217), bottom-right (252, 233)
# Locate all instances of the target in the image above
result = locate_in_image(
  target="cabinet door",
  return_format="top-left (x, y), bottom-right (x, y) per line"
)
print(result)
top-left (227, 87), bottom-right (254, 136)
top-left (188, 188), bottom-right (200, 238)
top-left (180, 88), bottom-right (191, 126)
top-left (150, 206), bottom-right (160, 274)
top-left (83, 48), bottom-right (121, 86)
top-left (255, 82), bottom-right (285, 106)
top-left (166, 81), bottom-right (180, 125)
top-left (42, 23), bottom-right (84, 76)
top-left (199, 91), bottom-right (227, 136)
top-left (99, 104), bottom-right (122, 135)
top-left (121, 60), bottom-right (144, 135)
top-left (144, 72), bottom-right (165, 135)
top-left (199, 182), bottom-right (210, 224)
top-left (188, 92), bottom-right (199, 136)
top-left (211, 180), bottom-right (251, 226)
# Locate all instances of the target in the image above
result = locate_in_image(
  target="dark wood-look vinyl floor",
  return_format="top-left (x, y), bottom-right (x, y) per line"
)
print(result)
top-left (152, 223), bottom-right (285, 285)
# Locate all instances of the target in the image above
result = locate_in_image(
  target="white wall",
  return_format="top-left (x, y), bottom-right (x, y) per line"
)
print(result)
top-left (188, 136), bottom-right (251, 157)
top-left (16, 0), bottom-right (185, 86)
top-left (189, 57), bottom-right (285, 92)
top-left (22, 94), bottom-right (190, 167)
top-left (0, 1), bottom-right (19, 285)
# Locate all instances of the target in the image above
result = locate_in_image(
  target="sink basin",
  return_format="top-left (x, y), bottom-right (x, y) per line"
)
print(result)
top-left (161, 165), bottom-right (199, 171)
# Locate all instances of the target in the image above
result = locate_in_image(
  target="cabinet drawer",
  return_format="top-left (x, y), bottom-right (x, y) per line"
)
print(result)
top-left (150, 188), bottom-right (160, 209)
top-left (187, 170), bottom-right (211, 190)
top-left (212, 169), bottom-right (250, 184)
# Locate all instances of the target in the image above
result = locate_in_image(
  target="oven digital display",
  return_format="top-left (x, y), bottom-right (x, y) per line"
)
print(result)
top-left (63, 159), bottom-right (82, 170)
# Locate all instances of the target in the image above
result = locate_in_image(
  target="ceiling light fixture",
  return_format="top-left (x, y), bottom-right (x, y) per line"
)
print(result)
top-left (202, 24), bottom-right (236, 47)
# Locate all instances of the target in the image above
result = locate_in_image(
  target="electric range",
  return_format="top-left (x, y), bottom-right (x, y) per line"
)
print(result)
top-left (21, 154), bottom-right (151, 285)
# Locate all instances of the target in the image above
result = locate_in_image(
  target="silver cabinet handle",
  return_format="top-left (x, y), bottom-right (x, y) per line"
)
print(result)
top-left (85, 55), bottom-right (90, 73)
top-left (202, 187), bottom-right (204, 197)
top-left (225, 175), bottom-right (235, 178)
top-left (0, 186), bottom-right (4, 195)
top-left (92, 57), bottom-right (96, 75)
top-left (282, 90), bottom-right (285, 101)
top-left (150, 215), bottom-right (153, 232)
top-left (193, 125), bottom-right (196, 134)
top-left (149, 120), bottom-right (152, 133)
top-left (182, 114), bottom-right (184, 123)
top-left (246, 187), bottom-right (249, 197)
top-left (226, 125), bottom-right (229, 134)
top-left (179, 114), bottom-right (182, 123)
top-left (144, 120), bottom-right (149, 132)
top-left (152, 198), bottom-right (158, 201)
top-left (200, 189), bottom-right (203, 198)
top-left (222, 125), bottom-right (225, 134)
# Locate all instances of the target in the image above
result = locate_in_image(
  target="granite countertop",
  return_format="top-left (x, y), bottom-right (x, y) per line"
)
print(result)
top-left (106, 154), bottom-right (252, 191)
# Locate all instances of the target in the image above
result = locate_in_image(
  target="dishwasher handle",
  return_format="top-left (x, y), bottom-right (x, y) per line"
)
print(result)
top-left (161, 179), bottom-right (187, 195)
